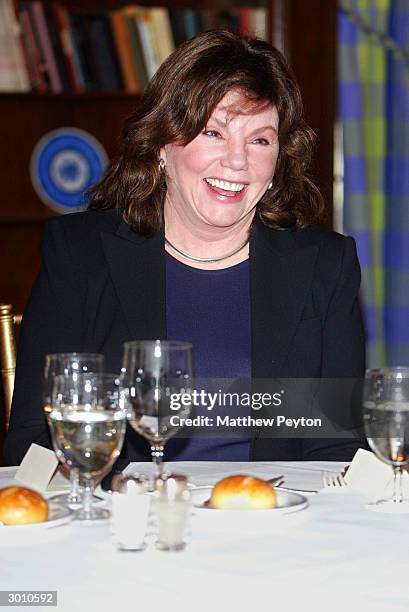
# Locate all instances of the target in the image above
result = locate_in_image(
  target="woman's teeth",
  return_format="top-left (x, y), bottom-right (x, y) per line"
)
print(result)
top-left (205, 178), bottom-right (245, 192)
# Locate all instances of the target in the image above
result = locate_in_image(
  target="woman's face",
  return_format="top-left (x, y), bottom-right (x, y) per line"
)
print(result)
top-left (162, 91), bottom-right (279, 231)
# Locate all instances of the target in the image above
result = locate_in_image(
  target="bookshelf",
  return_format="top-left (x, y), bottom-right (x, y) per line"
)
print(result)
top-left (2, 1), bottom-right (271, 94)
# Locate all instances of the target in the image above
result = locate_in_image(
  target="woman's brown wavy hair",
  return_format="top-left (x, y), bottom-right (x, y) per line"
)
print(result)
top-left (88, 29), bottom-right (325, 233)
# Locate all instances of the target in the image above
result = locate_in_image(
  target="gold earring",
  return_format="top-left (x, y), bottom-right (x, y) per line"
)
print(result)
top-left (159, 158), bottom-right (166, 170)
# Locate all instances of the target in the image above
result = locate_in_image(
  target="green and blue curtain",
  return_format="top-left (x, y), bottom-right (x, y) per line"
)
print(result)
top-left (338, 0), bottom-right (409, 366)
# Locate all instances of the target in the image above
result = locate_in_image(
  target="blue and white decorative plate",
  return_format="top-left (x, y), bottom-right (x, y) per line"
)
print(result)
top-left (30, 127), bottom-right (108, 214)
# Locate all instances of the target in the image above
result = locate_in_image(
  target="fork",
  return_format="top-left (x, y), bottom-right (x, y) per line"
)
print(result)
top-left (322, 471), bottom-right (348, 488)
top-left (268, 475), bottom-right (319, 494)
top-left (268, 475), bottom-right (284, 486)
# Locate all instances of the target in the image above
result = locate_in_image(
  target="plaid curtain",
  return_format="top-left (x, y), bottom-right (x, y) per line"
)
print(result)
top-left (338, 0), bottom-right (409, 366)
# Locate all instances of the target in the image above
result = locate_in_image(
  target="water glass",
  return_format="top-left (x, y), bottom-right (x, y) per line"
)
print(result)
top-left (363, 367), bottom-right (409, 511)
top-left (111, 483), bottom-right (151, 551)
top-left (44, 352), bottom-right (104, 508)
top-left (155, 496), bottom-right (191, 551)
top-left (120, 340), bottom-right (194, 476)
top-left (49, 373), bottom-right (126, 520)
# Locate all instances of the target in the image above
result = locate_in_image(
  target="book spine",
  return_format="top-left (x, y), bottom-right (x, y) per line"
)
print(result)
top-left (51, 2), bottom-right (83, 91)
top-left (30, 0), bottom-right (63, 92)
top-left (44, 5), bottom-right (70, 90)
top-left (122, 11), bottom-right (148, 90)
top-left (238, 8), bottom-right (251, 37)
top-left (167, 8), bottom-right (186, 47)
top-left (85, 14), bottom-right (123, 92)
top-left (109, 9), bottom-right (139, 93)
top-left (16, 4), bottom-right (46, 91)
top-left (183, 8), bottom-right (202, 40)
top-left (200, 8), bottom-right (218, 32)
top-left (218, 8), bottom-right (240, 34)
top-left (150, 7), bottom-right (174, 64)
top-left (250, 8), bottom-right (267, 40)
top-left (144, 8), bottom-right (162, 71)
top-left (135, 9), bottom-right (158, 81)
top-left (68, 11), bottom-right (96, 90)
top-left (1, 0), bottom-right (30, 91)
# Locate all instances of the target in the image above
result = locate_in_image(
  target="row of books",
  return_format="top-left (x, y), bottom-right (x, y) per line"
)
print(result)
top-left (0, 0), bottom-right (268, 94)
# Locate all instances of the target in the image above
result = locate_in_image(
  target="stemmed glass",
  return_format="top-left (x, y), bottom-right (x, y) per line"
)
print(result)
top-left (120, 340), bottom-right (194, 476)
top-left (44, 353), bottom-right (104, 508)
top-left (363, 367), bottom-right (409, 511)
top-left (49, 373), bottom-right (126, 520)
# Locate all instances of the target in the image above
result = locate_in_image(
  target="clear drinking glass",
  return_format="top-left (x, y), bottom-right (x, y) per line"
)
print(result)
top-left (363, 367), bottom-right (409, 511)
top-left (155, 496), bottom-right (191, 551)
top-left (154, 474), bottom-right (191, 551)
top-left (120, 340), bottom-right (194, 476)
top-left (44, 353), bottom-right (104, 508)
top-left (49, 373), bottom-right (126, 520)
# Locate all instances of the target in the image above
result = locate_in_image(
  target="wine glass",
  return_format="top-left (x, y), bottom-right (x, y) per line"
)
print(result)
top-left (363, 367), bottom-right (409, 511)
top-left (49, 373), bottom-right (126, 520)
top-left (120, 340), bottom-right (194, 476)
top-left (44, 353), bottom-right (104, 508)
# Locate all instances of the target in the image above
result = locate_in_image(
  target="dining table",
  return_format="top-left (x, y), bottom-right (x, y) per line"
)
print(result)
top-left (0, 460), bottom-right (407, 612)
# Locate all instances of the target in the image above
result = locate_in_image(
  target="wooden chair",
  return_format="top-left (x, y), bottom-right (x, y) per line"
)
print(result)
top-left (0, 304), bottom-right (22, 429)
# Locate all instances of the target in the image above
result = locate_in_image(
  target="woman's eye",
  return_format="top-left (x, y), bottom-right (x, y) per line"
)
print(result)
top-left (252, 137), bottom-right (271, 145)
top-left (202, 129), bottom-right (222, 138)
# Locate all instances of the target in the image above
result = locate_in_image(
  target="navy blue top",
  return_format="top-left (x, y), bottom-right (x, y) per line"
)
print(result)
top-left (165, 252), bottom-right (251, 461)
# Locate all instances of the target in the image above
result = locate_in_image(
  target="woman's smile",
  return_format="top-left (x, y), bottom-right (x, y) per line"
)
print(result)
top-left (203, 177), bottom-right (248, 202)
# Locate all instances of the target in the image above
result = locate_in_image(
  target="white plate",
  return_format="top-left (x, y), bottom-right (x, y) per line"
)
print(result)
top-left (0, 502), bottom-right (73, 530)
top-left (191, 486), bottom-right (308, 515)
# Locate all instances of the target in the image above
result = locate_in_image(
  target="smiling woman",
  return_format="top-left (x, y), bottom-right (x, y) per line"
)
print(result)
top-left (4, 31), bottom-right (366, 467)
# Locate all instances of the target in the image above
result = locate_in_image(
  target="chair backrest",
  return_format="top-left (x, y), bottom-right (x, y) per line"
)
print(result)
top-left (0, 304), bottom-right (22, 429)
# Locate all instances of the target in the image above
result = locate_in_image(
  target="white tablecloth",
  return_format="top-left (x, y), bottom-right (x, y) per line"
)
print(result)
top-left (0, 461), bottom-right (407, 612)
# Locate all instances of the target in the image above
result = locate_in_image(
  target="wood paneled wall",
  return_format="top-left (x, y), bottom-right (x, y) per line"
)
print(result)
top-left (0, 94), bottom-right (137, 313)
top-left (272, 0), bottom-right (337, 226)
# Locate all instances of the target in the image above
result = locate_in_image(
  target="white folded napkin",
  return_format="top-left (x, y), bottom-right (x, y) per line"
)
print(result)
top-left (345, 448), bottom-right (409, 501)
top-left (46, 471), bottom-right (71, 494)
top-left (15, 444), bottom-right (58, 492)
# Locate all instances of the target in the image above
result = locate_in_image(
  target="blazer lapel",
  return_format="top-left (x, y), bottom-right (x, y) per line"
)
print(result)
top-left (250, 222), bottom-right (319, 378)
top-left (101, 221), bottom-right (166, 341)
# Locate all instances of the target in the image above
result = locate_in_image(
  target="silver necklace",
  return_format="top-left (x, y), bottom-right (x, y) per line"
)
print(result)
top-left (165, 237), bottom-right (249, 263)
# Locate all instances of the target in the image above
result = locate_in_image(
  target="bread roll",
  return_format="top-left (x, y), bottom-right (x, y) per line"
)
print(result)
top-left (209, 475), bottom-right (276, 510)
top-left (0, 486), bottom-right (48, 525)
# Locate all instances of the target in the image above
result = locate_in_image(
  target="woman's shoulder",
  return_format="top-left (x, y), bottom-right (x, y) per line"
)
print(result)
top-left (292, 225), bottom-right (355, 249)
top-left (45, 208), bottom-right (123, 238)
top-left (41, 209), bottom-right (125, 270)
top-left (291, 224), bottom-right (357, 264)
top-left (259, 221), bottom-right (357, 259)
top-left (294, 225), bottom-right (359, 270)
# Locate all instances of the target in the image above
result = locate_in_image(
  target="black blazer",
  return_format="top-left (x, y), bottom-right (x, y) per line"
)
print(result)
top-left (4, 209), bottom-right (366, 465)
